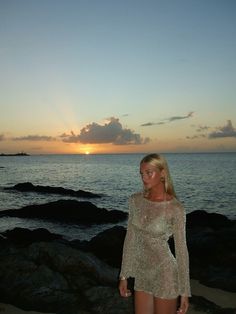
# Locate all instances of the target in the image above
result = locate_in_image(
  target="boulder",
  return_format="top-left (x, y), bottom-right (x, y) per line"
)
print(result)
top-left (84, 226), bottom-right (126, 268)
top-left (0, 199), bottom-right (127, 224)
top-left (0, 240), bottom-right (119, 312)
top-left (2, 227), bottom-right (62, 245)
top-left (5, 182), bottom-right (101, 198)
top-left (0, 220), bottom-right (235, 313)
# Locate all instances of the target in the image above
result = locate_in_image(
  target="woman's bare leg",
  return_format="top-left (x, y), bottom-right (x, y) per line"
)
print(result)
top-left (134, 291), bottom-right (154, 314)
top-left (154, 297), bottom-right (178, 314)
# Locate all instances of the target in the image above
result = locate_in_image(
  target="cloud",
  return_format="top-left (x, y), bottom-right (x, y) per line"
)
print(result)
top-left (0, 134), bottom-right (5, 141)
top-left (168, 111), bottom-right (194, 122)
top-left (141, 122), bottom-right (165, 127)
top-left (186, 134), bottom-right (206, 140)
top-left (141, 111), bottom-right (194, 127)
top-left (208, 120), bottom-right (236, 139)
top-left (187, 120), bottom-right (236, 140)
top-left (62, 117), bottom-right (150, 145)
top-left (196, 125), bottom-right (210, 132)
top-left (13, 135), bottom-right (56, 141)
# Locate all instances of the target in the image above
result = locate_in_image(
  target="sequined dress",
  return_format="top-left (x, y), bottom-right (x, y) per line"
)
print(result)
top-left (120, 192), bottom-right (191, 299)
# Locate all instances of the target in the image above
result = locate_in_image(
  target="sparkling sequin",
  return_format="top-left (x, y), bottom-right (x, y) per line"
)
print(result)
top-left (120, 192), bottom-right (191, 299)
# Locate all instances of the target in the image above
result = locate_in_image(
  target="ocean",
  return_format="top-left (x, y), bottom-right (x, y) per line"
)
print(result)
top-left (0, 153), bottom-right (235, 240)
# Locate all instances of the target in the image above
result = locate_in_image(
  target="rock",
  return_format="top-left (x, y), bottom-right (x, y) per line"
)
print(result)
top-left (0, 240), bottom-right (119, 312)
top-left (0, 199), bottom-right (128, 224)
top-left (84, 286), bottom-right (134, 314)
top-left (186, 211), bottom-right (236, 292)
top-left (2, 227), bottom-right (62, 245)
top-left (0, 212), bottom-right (235, 313)
top-left (187, 210), bottom-right (232, 229)
top-left (85, 226), bottom-right (126, 268)
top-left (5, 182), bottom-right (101, 198)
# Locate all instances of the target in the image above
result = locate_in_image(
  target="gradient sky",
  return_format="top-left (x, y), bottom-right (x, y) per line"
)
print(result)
top-left (1, 0), bottom-right (236, 154)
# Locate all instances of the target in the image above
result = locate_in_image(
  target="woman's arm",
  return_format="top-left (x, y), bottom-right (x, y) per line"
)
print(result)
top-left (172, 203), bottom-right (191, 298)
top-left (119, 196), bottom-right (136, 283)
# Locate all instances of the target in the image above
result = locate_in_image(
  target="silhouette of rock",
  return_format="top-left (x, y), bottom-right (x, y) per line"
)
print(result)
top-left (5, 182), bottom-right (101, 198)
top-left (187, 210), bottom-right (232, 229)
top-left (0, 199), bottom-right (127, 224)
top-left (0, 240), bottom-right (119, 313)
top-left (2, 227), bottom-right (62, 245)
top-left (84, 226), bottom-right (126, 268)
top-left (187, 214), bottom-right (236, 292)
top-left (0, 223), bottom-right (235, 314)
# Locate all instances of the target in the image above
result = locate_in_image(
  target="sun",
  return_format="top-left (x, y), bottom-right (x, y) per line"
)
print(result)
top-left (85, 151), bottom-right (90, 155)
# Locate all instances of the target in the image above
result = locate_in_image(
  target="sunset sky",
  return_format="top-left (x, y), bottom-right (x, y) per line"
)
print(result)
top-left (1, 0), bottom-right (236, 154)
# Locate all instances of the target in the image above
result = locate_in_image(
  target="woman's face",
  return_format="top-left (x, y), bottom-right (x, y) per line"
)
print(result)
top-left (140, 162), bottom-right (164, 190)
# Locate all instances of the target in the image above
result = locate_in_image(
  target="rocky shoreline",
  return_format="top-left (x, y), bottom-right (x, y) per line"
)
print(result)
top-left (4, 182), bottom-right (101, 199)
top-left (0, 201), bottom-right (235, 313)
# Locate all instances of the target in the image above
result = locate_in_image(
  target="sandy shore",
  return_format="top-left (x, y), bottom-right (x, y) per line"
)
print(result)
top-left (191, 279), bottom-right (236, 309)
top-left (0, 280), bottom-right (235, 314)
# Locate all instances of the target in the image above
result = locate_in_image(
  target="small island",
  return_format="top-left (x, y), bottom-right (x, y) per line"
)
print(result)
top-left (0, 152), bottom-right (30, 156)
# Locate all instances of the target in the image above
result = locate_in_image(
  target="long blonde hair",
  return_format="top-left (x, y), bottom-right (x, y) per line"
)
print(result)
top-left (140, 153), bottom-right (177, 198)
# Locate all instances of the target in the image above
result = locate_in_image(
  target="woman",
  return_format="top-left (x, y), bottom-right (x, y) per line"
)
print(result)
top-left (119, 153), bottom-right (191, 314)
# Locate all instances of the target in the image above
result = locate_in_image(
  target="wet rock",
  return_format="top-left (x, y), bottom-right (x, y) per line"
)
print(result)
top-left (0, 199), bottom-right (127, 224)
top-left (5, 182), bottom-right (101, 198)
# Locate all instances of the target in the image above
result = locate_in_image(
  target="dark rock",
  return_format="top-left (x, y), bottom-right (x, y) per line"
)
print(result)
top-left (186, 210), bottom-right (236, 292)
top-left (0, 199), bottom-right (127, 224)
top-left (84, 226), bottom-right (126, 268)
top-left (187, 210), bottom-right (232, 229)
top-left (0, 241), bottom-right (119, 312)
top-left (0, 213), bottom-right (235, 313)
top-left (2, 227), bottom-right (63, 245)
top-left (5, 182), bottom-right (101, 198)
top-left (84, 286), bottom-right (134, 314)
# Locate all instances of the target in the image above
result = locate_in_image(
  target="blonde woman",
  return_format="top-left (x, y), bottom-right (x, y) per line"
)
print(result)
top-left (119, 153), bottom-right (191, 314)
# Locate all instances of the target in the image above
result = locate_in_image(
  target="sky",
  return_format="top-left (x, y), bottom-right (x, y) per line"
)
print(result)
top-left (0, 0), bottom-right (236, 154)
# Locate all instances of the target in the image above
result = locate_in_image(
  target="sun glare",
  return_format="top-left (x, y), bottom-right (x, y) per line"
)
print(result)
top-left (85, 151), bottom-right (90, 155)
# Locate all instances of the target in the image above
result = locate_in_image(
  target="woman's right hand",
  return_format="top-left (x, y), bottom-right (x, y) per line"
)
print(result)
top-left (119, 279), bottom-right (132, 297)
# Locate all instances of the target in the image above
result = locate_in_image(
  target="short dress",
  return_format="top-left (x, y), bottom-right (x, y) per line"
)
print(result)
top-left (120, 192), bottom-right (191, 299)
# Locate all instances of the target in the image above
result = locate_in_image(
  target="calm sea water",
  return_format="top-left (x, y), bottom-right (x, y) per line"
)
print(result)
top-left (0, 153), bottom-right (235, 240)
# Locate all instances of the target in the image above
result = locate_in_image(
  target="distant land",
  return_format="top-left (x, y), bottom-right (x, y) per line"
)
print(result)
top-left (0, 152), bottom-right (30, 156)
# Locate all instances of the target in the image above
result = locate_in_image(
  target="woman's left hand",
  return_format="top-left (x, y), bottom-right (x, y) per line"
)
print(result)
top-left (177, 296), bottom-right (189, 314)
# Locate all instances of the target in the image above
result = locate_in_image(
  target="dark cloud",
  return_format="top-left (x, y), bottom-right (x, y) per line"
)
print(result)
top-left (141, 122), bottom-right (165, 127)
top-left (169, 111), bottom-right (194, 122)
top-left (62, 117), bottom-right (150, 145)
top-left (141, 112), bottom-right (194, 127)
top-left (0, 134), bottom-right (5, 141)
top-left (13, 135), bottom-right (56, 141)
top-left (208, 120), bottom-right (236, 139)
top-left (186, 134), bottom-right (206, 140)
top-left (196, 125), bottom-right (210, 132)
top-left (187, 120), bottom-right (236, 140)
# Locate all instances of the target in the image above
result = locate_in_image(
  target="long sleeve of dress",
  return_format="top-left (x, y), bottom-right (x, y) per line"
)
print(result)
top-left (172, 203), bottom-right (191, 297)
top-left (119, 197), bottom-right (137, 278)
